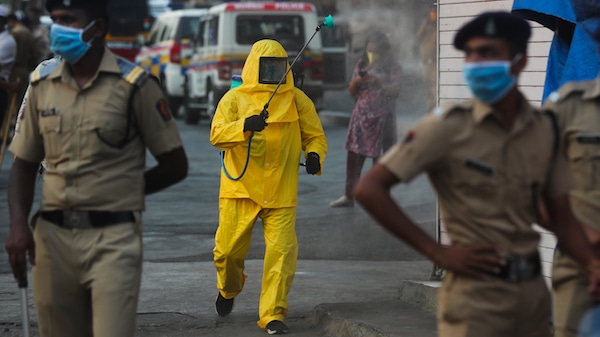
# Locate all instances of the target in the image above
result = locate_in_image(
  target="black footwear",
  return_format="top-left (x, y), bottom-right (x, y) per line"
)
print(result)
top-left (266, 320), bottom-right (288, 335)
top-left (215, 293), bottom-right (234, 316)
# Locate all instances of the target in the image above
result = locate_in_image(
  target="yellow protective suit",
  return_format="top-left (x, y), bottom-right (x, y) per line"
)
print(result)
top-left (210, 39), bottom-right (327, 329)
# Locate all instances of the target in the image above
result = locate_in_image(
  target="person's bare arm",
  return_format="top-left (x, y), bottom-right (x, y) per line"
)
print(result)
top-left (6, 157), bottom-right (38, 281)
top-left (543, 195), bottom-right (596, 265)
top-left (144, 146), bottom-right (188, 195)
top-left (543, 195), bottom-right (600, 298)
top-left (354, 164), bottom-right (504, 279)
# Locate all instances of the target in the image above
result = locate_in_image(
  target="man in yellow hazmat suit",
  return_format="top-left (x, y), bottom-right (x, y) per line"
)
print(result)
top-left (209, 39), bottom-right (327, 335)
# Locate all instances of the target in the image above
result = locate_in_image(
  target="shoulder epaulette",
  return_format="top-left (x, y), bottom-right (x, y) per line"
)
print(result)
top-left (546, 80), bottom-right (592, 104)
top-left (29, 57), bottom-right (62, 83)
top-left (116, 57), bottom-right (148, 86)
top-left (432, 100), bottom-right (472, 118)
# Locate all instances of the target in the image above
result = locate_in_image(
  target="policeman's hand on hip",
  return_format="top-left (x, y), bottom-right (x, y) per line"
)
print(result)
top-left (305, 152), bottom-right (320, 175)
top-left (244, 114), bottom-right (268, 132)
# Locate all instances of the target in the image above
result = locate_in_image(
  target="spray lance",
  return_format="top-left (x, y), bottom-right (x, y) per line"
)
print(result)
top-left (222, 15), bottom-right (335, 181)
top-left (259, 14), bottom-right (335, 121)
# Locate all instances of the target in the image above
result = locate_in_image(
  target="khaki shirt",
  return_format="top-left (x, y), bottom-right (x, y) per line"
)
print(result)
top-left (9, 47), bottom-right (183, 211)
top-left (380, 93), bottom-right (572, 255)
top-left (544, 78), bottom-right (600, 231)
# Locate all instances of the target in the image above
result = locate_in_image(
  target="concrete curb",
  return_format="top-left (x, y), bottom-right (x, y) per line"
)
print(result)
top-left (311, 298), bottom-right (438, 337)
top-left (398, 281), bottom-right (440, 315)
top-left (312, 304), bottom-right (388, 337)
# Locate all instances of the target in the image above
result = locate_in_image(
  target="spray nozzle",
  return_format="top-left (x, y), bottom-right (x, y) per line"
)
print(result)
top-left (322, 15), bottom-right (335, 29)
top-left (261, 15), bottom-right (335, 115)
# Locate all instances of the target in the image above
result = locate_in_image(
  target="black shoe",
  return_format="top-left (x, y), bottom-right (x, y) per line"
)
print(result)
top-left (215, 293), bottom-right (234, 316)
top-left (266, 320), bottom-right (288, 335)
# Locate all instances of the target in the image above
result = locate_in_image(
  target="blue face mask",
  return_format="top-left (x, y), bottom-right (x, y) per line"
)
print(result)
top-left (463, 61), bottom-right (517, 104)
top-left (50, 21), bottom-right (96, 64)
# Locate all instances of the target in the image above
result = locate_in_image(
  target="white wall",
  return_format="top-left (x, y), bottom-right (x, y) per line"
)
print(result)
top-left (437, 0), bottom-right (556, 282)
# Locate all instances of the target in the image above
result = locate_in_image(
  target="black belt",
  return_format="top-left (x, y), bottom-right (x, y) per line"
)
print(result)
top-left (40, 210), bottom-right (135, 229)
top-left (494, 253), bottom-right (541, 282)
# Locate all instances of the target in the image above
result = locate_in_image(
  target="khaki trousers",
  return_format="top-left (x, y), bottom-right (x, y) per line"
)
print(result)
top-left (552, 248), bottom-right (598, 337)
top-left (33, 216), bottom-right (143, 337)
top-left (438, 272), bottom-right (551, 337)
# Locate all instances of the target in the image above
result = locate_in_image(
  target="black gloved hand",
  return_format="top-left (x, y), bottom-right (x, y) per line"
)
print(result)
top-left (305, 152), bottom-right (320, 175)
top-left (244, 114), bottom-right (268, 132)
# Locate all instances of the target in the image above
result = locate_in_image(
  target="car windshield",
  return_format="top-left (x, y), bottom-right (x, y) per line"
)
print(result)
top-left (236, 15), bottom-right (305, 50)
top-left (177, 16), bottom-right (201, 40)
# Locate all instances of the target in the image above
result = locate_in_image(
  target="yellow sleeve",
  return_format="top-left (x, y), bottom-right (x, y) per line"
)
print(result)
top-left (296, 89), bottom-right (327, 173)
top-left (209, 90), bottom-right (249, 150)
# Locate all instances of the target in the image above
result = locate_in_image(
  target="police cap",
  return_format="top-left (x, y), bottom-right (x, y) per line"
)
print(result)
top-left (453, 11), bottom-right (531, 53)
top-left (45, 0), bottom-right (109, 13)
top-left (571, 0), bottom-right (600, 43)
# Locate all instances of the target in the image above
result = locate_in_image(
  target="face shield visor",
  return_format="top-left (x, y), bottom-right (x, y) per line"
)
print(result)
top-left (258, 57), bottom-right (288, 84)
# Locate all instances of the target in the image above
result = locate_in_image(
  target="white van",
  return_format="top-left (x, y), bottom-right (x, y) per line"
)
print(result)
top-left (183, 1), bottom-right (324, 124)
top-left (135, 9), bottom-right (207, 116)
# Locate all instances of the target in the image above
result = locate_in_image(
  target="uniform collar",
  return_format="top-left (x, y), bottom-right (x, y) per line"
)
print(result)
top-left (582, 77), bottom-right (600, 100)
top-left (472, 92), bottom-right (535, 131)
top-left (47, 46), bottom-right (122, 82)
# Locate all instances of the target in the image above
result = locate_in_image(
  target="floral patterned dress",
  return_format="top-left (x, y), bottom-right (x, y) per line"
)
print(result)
top-left (344, 58), bottom-right (402, 158)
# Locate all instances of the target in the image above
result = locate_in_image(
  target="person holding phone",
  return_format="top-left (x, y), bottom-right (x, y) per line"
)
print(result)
top-left (330, 30), bottom-right (402, 208)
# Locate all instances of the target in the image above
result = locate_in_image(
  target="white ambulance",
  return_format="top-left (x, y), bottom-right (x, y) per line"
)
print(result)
top-left (183, 1), bottom-right (324, 124)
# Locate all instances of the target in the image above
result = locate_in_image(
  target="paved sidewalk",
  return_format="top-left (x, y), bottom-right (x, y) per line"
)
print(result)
top-left (0, 260), bottom-right (439, 337)
top-left (0, 101), bottom-right (440, 337)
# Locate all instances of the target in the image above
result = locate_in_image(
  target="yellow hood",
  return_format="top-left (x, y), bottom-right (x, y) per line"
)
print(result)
top-left (237, 39), bottom-right (296, 123)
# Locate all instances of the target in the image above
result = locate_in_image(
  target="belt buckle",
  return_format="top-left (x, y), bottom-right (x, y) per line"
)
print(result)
top-left (505, 255), bottom-right (534, 282)
top-left (63, 211), bottom-right (92, 229)
top-left (504, 255), bottom-right (522, 282)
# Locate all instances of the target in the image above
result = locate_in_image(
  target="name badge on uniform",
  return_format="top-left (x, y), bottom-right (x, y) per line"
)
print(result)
top-left (41, 108), bottom-right (59, 117)
top-left (464, 158), bottom-right (494, 176)
top-left (576, 134), bottom-right (600, 144)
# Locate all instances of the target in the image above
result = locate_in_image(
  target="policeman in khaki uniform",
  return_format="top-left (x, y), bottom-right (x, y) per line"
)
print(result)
top-left (543, 2), bottom-right (600, 336)
top-left (4, 1), bottom-right (188, 336)
top-left (354, 12), bottom-right (600, 337)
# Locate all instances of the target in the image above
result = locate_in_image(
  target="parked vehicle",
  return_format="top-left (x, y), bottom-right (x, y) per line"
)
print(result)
top-left (135, 9), bottom-right (207, 116)
top-left (183, 1), bottom-right (324, 124)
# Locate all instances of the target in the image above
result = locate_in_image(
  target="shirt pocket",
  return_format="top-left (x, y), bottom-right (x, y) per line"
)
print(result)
top-left (84, 110), bottom-right (130, 159)
top-left (567, 133), bottom-right (600, 191)
top-left (450, 158), bottom-right (500, 218)
top-left (39, 114), bottom-right (62, 160)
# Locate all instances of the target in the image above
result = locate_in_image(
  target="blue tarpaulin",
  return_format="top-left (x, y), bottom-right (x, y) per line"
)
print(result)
top-left (512, 0), bottom-right (600, 102)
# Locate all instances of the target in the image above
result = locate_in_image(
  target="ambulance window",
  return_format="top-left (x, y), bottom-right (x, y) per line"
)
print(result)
top-left (236, 15), bottom-right (305, 49)
top-left (208, 17), bottom-right (219, 46)
top-left (177, 16), bottom-right (201, 40)
top-left (197, 19), bottom-right (206, 46)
